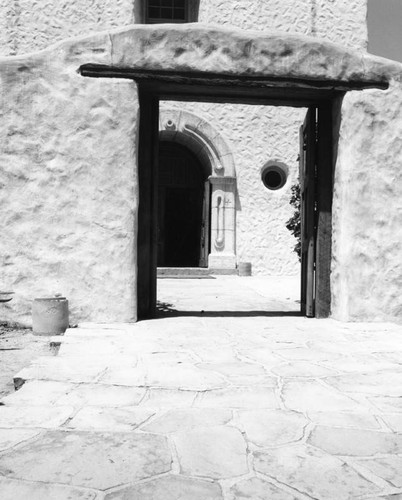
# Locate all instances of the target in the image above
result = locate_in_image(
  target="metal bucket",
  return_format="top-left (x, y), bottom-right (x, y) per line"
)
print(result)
top-left (238, 262), bottom-right (252, 277)
top-left (32, 297), bottom-right (69, 335)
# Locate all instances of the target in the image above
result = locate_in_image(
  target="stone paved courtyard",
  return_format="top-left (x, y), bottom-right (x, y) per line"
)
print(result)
top-left (0, 276), bottom-right (402, 499)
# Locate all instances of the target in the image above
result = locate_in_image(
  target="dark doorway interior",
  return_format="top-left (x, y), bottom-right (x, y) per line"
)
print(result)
top-left (158, 141), bottom-right (206, 267)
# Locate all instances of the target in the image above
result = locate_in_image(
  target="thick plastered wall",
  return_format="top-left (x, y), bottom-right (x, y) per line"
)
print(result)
top-left (332, 78), bottom-right (402, 323)
top-left (0, 0), bottom-right (368, 276)
top-left (0, 0), bottom-right (368, 57)
top-left (0, 39), bottom-right (139, 326)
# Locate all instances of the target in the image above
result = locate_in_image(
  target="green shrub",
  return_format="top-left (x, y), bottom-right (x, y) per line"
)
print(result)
top-left (286, 183), bottom-right (301, 260)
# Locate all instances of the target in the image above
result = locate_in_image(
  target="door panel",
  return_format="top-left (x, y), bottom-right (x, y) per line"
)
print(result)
top-left (158, 141), bottom-right (205, 268)
top-left (199, 180), bottom-right (210, 267)
top-left (300, 108), bottom-right (317, 317)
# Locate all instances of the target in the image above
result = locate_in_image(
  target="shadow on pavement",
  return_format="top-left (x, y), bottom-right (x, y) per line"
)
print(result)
top-left (156, 301), bottom-right (301, 318)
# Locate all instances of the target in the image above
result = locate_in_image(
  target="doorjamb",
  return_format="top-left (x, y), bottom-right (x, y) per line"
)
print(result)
top-left (136, 81), bottom-right (337, 320)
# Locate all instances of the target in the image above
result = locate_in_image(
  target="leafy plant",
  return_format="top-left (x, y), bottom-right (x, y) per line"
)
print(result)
top-left (286, 183), bottom-right (301, 260)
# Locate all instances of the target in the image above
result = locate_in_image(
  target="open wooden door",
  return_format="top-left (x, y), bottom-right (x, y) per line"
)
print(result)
top-left (299, 108), bottom-right (317, 317)
top-left (199, 180), bottom-right (210, 267)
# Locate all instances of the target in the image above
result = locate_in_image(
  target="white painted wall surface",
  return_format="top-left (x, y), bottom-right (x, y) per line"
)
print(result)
top-left (161, 101), bottom-right (304, 275)
top-left (0, 1), bottom-right (368, 56)
top-left (332, 79), bottom-right (402, 323)
top-left (0, 1), bottom-right (369, 277)
top-left (0, 40), bottom-right (139, 326)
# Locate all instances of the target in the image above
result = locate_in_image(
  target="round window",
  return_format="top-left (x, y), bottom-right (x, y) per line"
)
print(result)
top-left (261, 163), bottom-right (288, 190)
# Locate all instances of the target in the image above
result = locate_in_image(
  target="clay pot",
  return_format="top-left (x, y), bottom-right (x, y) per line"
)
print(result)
top-left (32, 297), bottom-right (69, 335)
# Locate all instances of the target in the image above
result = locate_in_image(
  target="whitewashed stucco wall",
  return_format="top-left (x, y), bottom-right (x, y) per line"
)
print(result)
top-left (0, 0), bottom-right (368, 57)
top-left (192, 0), bottom-right (368, 275)
top-left (199, 0), bottom-right (367, 49)
top-left (0, 0), bottom-right (136, 56)
top-left (0, 40), bottom-right (139, 326)
top-left (161, 100), bottom-right (303, 275)
top-left (332, 78), bottom-right (402, 323)
top-left (0, 0), bottom-right (369, 277)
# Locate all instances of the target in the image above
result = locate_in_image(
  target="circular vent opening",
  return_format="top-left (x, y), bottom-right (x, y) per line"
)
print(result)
top-left (261, 163), bottom-right (288, 191)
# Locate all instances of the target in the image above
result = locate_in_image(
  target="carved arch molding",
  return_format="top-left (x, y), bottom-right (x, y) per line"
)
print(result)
top-left (159, 108), bottom-right (236, 269)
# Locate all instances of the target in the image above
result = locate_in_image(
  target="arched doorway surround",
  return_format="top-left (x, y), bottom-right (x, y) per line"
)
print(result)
top-left (159, 109), bottom-right (237, 269)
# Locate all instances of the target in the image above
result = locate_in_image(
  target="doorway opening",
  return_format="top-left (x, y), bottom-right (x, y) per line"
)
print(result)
top-left (136, 84), bottom-right (335, 321)
top-left (157, 140), bottom-right (209, 267)
top-left (156, 101), bottom-right (306, 318)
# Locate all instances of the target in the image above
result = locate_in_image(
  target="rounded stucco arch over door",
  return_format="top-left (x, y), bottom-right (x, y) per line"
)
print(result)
top-left (159, 108), bottom-right (237, 269)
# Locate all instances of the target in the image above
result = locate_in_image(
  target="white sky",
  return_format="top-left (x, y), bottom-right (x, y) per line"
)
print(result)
top-left (368, 0), bottom-right (402, 62)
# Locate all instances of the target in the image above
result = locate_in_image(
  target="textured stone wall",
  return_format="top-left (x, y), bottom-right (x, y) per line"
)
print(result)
top-left (0, 36), bottom-right (139, 326)
top-left (198, 0), bottom-right (367, 49)
top-left (0, 1), bottom-right (368, 56)
top-left (193, 0), bottom-right (367, 274)
top-left (0, 0), bottom-right (136, 56)
top-left (332, 78), bottom-right (402, 323)
top-left (161, 101), bottom-right (303, 275)
top-left (0, 1), bottom-right (369, 277)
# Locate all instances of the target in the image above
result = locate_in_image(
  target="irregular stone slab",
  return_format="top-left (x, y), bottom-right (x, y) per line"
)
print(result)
top-left (57, 383), bottom-right (145, 407)
top-left (14, 356), bottom-right (107, 385)
top-left (308, 426), bottom-right (402, 456)
top-left (308, 412), bottom-right (381, 430)
top-left (174, 425), bottom-right (248, 479)
top-left (105, 475), bottom-right (223, 500)
top-left (0, 406), bottom-right (73, 428)
top-left (272, 361), bottom-right (336, 378)
top-left (382, 414), bottom-right (402, 432)
top-left (142, 351), bottom-right (198, 364)
top-left (321, 355), bottom-right (402, 374)
top-left (356, 456), bottom-right (402, 487)
top-left (325, 373), bottom-right (402, 397)
top-left (98, 367), bottom-right (146, 386)
top-left (0, 477), bottom-right (97, 500)
top-left (142, 408), bottom-right (232, 434)
top-left (282, 380), bottom-right (364, 412)
top-left (57, 343), bottom-right (138, 362)
top-left (254, 445), bottom-right (380, 499)
top-left (145, 364), bottom-right (227, 391)
top-left (195, 348), bottom-right (240, 363)
top-left (197, 362), bottom-right (276, 386)
top-left (370, 396), bottom-right (402, 413)
top-left (275, 347), bottom-right (342, 362)
top-left (67, 406), bottom-right (155, 431)
top-left (0, 430), bottom-right (171, 489)
top-left (196, 387), bottom-right (278, 409)
top-left (0, 429), bottom-right (41, 452)
top-left (1, 380), bottom-right (74, 406)
top-left (229, 477), bottom-right (298, 500)
top-left (237, 349), bottom-right (281, 369)
top-left (235, 409), bottom-right (307, 448)
top-left (140, 388), bottom-right (197, 408)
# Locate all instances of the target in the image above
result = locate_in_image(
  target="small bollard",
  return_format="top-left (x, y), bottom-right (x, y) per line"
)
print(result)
top-left (238, 262), bottom-right (252, 276)
top-left (32, 296), bottom-right (69, 335)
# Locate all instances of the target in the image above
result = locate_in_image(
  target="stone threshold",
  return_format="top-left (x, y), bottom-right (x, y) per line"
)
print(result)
top-left (157, 267), bottom-right (237, 278)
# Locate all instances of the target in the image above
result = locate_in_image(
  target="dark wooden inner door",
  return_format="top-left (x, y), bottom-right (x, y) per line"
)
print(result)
top-left (158, 141), bottom-right (205, 267)
top-left (300, 108), bottom-right (317, 317)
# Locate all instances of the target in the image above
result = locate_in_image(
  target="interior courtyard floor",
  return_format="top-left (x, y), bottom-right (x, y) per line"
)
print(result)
top-left (0, 276), bottom-right (402, 499)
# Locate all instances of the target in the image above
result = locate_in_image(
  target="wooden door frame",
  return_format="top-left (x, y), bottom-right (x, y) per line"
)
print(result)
top-left (136, 80), bottom-right (337, 320)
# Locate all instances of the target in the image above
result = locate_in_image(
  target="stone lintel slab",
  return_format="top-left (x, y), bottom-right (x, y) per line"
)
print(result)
top-left (76, 24), bottom-right (399, 90)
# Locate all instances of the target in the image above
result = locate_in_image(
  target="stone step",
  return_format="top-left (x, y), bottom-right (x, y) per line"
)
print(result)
top-left (157, 267), bottom-right (237, 278)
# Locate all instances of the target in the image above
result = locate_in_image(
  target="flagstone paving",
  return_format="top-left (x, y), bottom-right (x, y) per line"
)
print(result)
top-left (0, 276), bottom-right (402, 499)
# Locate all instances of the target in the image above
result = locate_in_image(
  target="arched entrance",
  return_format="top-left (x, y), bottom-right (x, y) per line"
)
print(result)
top-left (157, 141), bottom-right (208, 267)
top-left (159, 109), bottom-right (237, 271)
